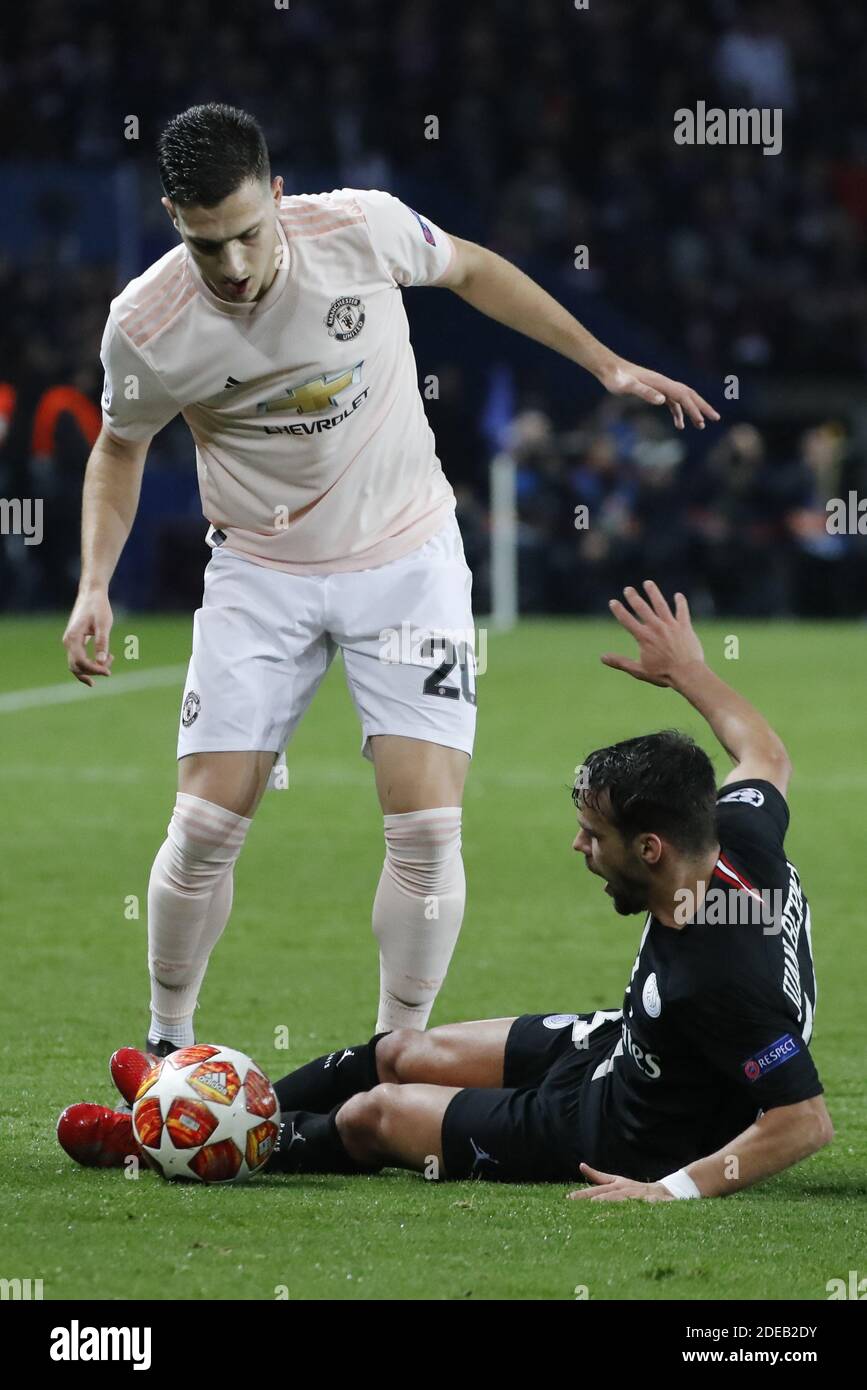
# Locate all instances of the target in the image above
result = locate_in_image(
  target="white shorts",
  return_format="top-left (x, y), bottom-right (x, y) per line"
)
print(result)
top-left (177, 517), bottom-right (477, 762)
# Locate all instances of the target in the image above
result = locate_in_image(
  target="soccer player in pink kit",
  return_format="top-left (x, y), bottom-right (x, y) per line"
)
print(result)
top-left (62, 104), bottom-right (719, 1054)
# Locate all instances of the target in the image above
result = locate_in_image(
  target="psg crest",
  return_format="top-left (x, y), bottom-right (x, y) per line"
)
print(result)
top-left (326, 296), bottom-right (366, 340)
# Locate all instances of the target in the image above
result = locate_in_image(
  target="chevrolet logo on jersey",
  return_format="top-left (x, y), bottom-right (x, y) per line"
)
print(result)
top-left (256, 363), bottom-right (363, 416)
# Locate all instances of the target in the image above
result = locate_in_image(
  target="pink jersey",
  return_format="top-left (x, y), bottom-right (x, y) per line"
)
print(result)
top-left (100, 190), bottom-right (458, 573)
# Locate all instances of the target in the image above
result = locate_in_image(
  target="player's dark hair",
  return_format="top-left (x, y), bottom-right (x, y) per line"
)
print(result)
top-left (158, 103), bottom-right (270, 208)
top-left (573, 730), bottom-right (717, 855)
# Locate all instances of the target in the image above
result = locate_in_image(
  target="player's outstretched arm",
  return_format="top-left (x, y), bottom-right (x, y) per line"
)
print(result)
top-left (566, 1094), bottom-right (833, 1202)
top-left (602, 580), bottom-right (792, 796)
top-left (62, 427), bottom-right (150, 686)
top-left (437, 236), bottom-right (720, 430)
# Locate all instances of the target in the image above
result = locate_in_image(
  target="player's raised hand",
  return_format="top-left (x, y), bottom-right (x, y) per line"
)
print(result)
top-left (566, 1163), bottom-right (675, 1203)
top-left (601, 580), bottom-right (704, 687)
top-left (62, 588), bottom-right (114, 686)
top-left (596, 357), bottom-right (720, 431)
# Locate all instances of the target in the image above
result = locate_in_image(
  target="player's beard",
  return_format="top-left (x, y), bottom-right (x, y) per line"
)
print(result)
top-left (604, 871), bottom-right (649, 916)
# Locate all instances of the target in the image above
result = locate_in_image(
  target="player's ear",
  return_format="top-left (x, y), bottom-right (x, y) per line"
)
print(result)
top-left (271, 175), bottom-right (284, 204)
top-left (161, 196), bottom-right (179, 230)
top-left (640, 834), bottom-right (664, 866)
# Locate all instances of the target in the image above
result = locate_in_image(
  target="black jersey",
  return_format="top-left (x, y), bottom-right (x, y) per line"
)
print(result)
top-left (579, 780), bottom-right (821, 1181)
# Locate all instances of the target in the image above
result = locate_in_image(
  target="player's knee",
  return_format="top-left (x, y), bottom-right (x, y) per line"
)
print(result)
top-left (376, 1028), bottom-right (462, 1086)
top-left (336, 1085), bottom-right (399, 1159)
top-left (165, 794), bottom-right (252, 874)
top-left (381, 807), bottom-right (463, 898)
top-left (376, 1029), bottom-right (428, 1083)
top-left (390, 806), bottom-right (462, 851)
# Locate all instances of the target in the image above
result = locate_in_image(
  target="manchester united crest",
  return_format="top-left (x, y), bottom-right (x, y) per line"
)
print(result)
top-left (181, 690), bottom-right (201, 727)
top-left (326, 296), bottom-right (366, 340)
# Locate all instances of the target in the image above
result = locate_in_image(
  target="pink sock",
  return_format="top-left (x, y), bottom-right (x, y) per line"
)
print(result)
top-left (373, 807), bottom-right (465, 1032)
top-left (147, 793), bottom-right (251, 1045)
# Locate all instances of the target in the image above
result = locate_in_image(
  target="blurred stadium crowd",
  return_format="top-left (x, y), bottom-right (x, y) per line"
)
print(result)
top-left (1, 0), bottom-right (866, 615)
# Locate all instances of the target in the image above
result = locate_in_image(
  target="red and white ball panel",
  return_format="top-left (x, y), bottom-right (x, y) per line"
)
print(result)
top-left (131, 1044), bottom-right (279, 1183)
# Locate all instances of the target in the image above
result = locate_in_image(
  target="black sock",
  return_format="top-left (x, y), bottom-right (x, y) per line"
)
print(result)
top-left (272, 1034), bottom-right (389, 1112)
top-left (267, 1108), bottom-right (372, 1175)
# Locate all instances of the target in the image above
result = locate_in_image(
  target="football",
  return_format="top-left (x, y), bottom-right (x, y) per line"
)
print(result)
top-left (131, 1044), bottom-right (280, 1183)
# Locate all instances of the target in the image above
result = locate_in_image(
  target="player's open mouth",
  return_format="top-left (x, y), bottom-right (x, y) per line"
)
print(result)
top-left (586, 864), bottom-right (612, 894)
top-left (222, 277), bottom-right (252, 298)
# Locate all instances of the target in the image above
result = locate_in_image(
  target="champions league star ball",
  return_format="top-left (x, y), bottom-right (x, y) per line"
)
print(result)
top-left (132, 1045), bottom-right (280, 1183)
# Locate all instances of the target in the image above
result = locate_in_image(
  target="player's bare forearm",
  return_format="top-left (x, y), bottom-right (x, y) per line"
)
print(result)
top-left (78, 428), bottom-right (148, 592)
top-left (604, 580), bottom-right (791, 791)
top-left (677, 1096), bottom-right (833, 1198)
top-left (62, 428), bottom-right (149, 685)
top-left (445, 238), bottom-right (616, 376)
top-left (569, 1096), bottom-right (832, 1203)
top-left (670, 659), bottom-right (790, 781)
top-left (440, 236), bottom-right (720, 430)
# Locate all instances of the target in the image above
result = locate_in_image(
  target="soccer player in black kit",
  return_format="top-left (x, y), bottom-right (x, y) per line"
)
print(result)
top-left (259, 580), bottom-right (832, 1201)
top-left (59, 580), bottom-right (832, 1200)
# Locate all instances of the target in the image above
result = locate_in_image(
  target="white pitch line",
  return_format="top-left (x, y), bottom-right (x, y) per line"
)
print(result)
top-left (0, 664), bottom-right (188, 713)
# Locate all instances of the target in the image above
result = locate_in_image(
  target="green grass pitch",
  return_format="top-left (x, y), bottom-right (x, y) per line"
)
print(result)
top-left (1, 614), bottom-right (865, 1301)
